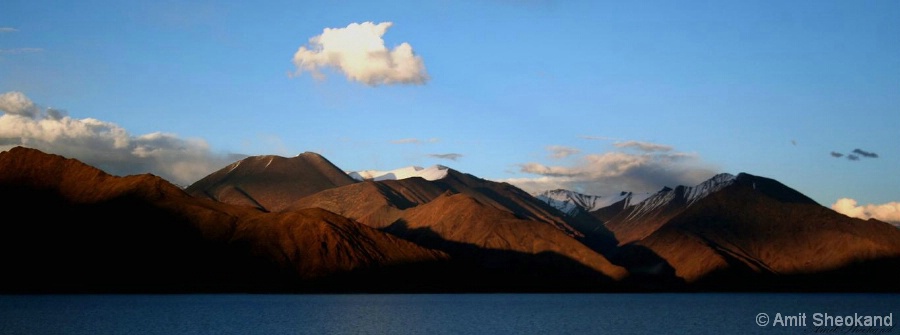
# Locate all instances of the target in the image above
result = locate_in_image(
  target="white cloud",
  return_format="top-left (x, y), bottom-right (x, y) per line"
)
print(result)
top-left (0, 91), bottom-right (235, 186)
top-left (0, 27), bottom-right (18, 33)
top-left (0, 91), bottom-right (40, 117)
top-left (614, 140), bottom-right (673, 152)
top-left (546, 145), bottom-right (580, 159)
top-left (831, 198), bottom-right (900, 227)
top-left (292, 21), bottom-right (429, 86)
top-left (505, 143), bottom-right (717, 196)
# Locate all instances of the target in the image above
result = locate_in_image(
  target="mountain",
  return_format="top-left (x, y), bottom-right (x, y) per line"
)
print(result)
top-left (0, 147), bottom-right (447, 293)
top-left (287, 177), bottom-right (446, 229)
top-left (185, 152), bottom-right (356, 212)
top-left (385, 192), bottom-right (628, 289)
top-left (600, 173), bottom-right (740, 245)
top-left (290, 167), bottom-right (627, 289)
top-left (534, 189), bottom-right (654, 216)
top-left (591, 173), bottom-right (900, 290)
top-left (4, 146), bottom-right (899, 292)
top-left (296, 165), bottom-right (583, 236)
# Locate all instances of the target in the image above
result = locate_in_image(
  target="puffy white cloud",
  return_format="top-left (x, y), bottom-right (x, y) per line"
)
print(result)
top-left (613, 140), bottom-right (673, 153)
top-left (0, 91), bottom-right (40, 118)
top-left (505, 143), bottom-right (717, 196)
top-left (546, 145), bottom-right (580, 159)
top-left (831, 198), bottom-right (900, 227)
top-left (0, 91), bottom-right (236, 186)
top-left (292, 21), bottom-right (429, 86)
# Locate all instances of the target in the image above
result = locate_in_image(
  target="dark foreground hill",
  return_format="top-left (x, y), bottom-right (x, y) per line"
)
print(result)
top-left (0, 147), bottom-right (448, 293)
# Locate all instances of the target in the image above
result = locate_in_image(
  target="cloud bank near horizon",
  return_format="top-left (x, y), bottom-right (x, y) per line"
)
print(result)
top-left (831, 198), bottom-right (900, 227)
top-left (0, 91), bottom-right (238, 186)
top-left (292, 22), bottom-right (429, 86)
top-left (505, 141), bottom-right (718, 196)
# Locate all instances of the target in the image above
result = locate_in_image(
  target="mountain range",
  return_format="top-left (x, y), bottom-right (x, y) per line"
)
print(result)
top-left (1, 146), bottom-right (898, 293)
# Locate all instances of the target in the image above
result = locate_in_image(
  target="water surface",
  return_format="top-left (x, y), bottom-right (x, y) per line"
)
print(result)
top-left (0, 293), bottom-right (896, 334)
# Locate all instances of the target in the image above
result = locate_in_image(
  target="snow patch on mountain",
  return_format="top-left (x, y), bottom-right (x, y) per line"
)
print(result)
top-left (535, 173), bottom-right (736, 218)
top-left (685, 173), bottom-right (736, 206)
top-left (534, 189), bottom-right (605, 215)
top-left (625, 173), bottom-right (736, 221)
top-left (534, 189), bottom-right (656, 215)
top-left (348, 165), bottom-right (449, 182)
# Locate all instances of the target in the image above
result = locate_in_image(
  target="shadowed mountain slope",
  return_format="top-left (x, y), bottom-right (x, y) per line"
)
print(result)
top-left (287, 177), bottom-right (446, 228)
top-left (185, 152), bottom-right (356, 212)
top-left (386, 193), bottom-right (628, 283)
top-left (0, 147), bottom-right (446, 293)
top-left (291, 168), bottom-right (588, 237)
top-left (611, 173), bottom-right (900, 290)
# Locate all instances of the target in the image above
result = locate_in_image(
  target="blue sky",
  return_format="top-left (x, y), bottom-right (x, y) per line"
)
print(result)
top-left (1, 1), bottom-right (898, 220)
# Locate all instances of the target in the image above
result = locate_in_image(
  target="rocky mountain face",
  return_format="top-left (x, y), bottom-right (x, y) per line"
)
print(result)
top-left (0, 147), bottom-right (447, 293)
top-left (534, 189), bottom-right (608, 215)
top-left (535, 172), bottom-right (900, 291)
top-left (185, 152), bottom-right (356, 212)
top-left (2, 146), bottom-right (898, 292)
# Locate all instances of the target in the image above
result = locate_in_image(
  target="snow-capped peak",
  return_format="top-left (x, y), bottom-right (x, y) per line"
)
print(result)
top-left (348, 165), bottom-right (450, 182)
top-left (534, 189), bottom-right (655, 215)
top-left (685, 173), bottom-right (735, 206)
top-left (624, 173), bottom-right (736, 220)
top-left (535, 189), bottom-right (605, 215)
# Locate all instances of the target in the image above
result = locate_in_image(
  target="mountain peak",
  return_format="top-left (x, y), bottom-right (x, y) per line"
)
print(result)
top-left (186, 152), bottom-right (356, 212)
top-left (734, 172), bottom-right (818, 205)
top-left (534, 189), bottom-right (606, 215)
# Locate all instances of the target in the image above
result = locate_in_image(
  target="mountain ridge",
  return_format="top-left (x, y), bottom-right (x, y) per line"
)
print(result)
top-left (2, 146), bottom-right (898, 292)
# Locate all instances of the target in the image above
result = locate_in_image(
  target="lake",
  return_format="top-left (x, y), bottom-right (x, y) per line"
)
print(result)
top-left (0, 293), bottom-right (896, 334)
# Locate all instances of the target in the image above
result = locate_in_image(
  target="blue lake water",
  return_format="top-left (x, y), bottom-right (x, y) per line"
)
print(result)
top-left (0, 293), bottom-right (896, 334)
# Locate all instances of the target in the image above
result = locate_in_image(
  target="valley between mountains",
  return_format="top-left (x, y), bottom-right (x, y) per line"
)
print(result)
top-left (1, 146), bottom-right (898, 293)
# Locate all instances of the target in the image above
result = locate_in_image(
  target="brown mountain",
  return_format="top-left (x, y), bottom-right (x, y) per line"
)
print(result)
top-left (287, 177), bottom-right (445, 228)
top-left (291, 168), bottom-right (588, 236)
top-left (599, 173), bottom-right (741, 245)
top-left (185, 152), bottom-right (356, 212)
top-left (287, 169), bottom-right (626, 290)
top-left (599, 173), bottom-right (900, 291)
top-left (0, 146), bottom-right (447, 293)
top-left (385, 192), bottom-right (628, 290)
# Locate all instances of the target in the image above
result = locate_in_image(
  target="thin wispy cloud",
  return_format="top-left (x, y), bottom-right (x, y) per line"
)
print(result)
top-left (0, 91), bottom-right (237, 186)
top-left (0, 48), bottom-right (44, 54)
top-left (613, 140), bottom-right (673, 153)
top-left (852, 148), bottom-right (878, 158)
top-left (429, 153), bottom-right (462, 161)
top-left (831, 148), bottom-right (878, 161)
top-left (391, 138), bottom-right (439, 144)
top-left (292, 21), bottom-right (429, 86)
top-left (546, 145), bottom-right (580, 159)
top-left (0, 27), bottom-right (18, 33)
top-left (579, 135), bottom-right (618, 141)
